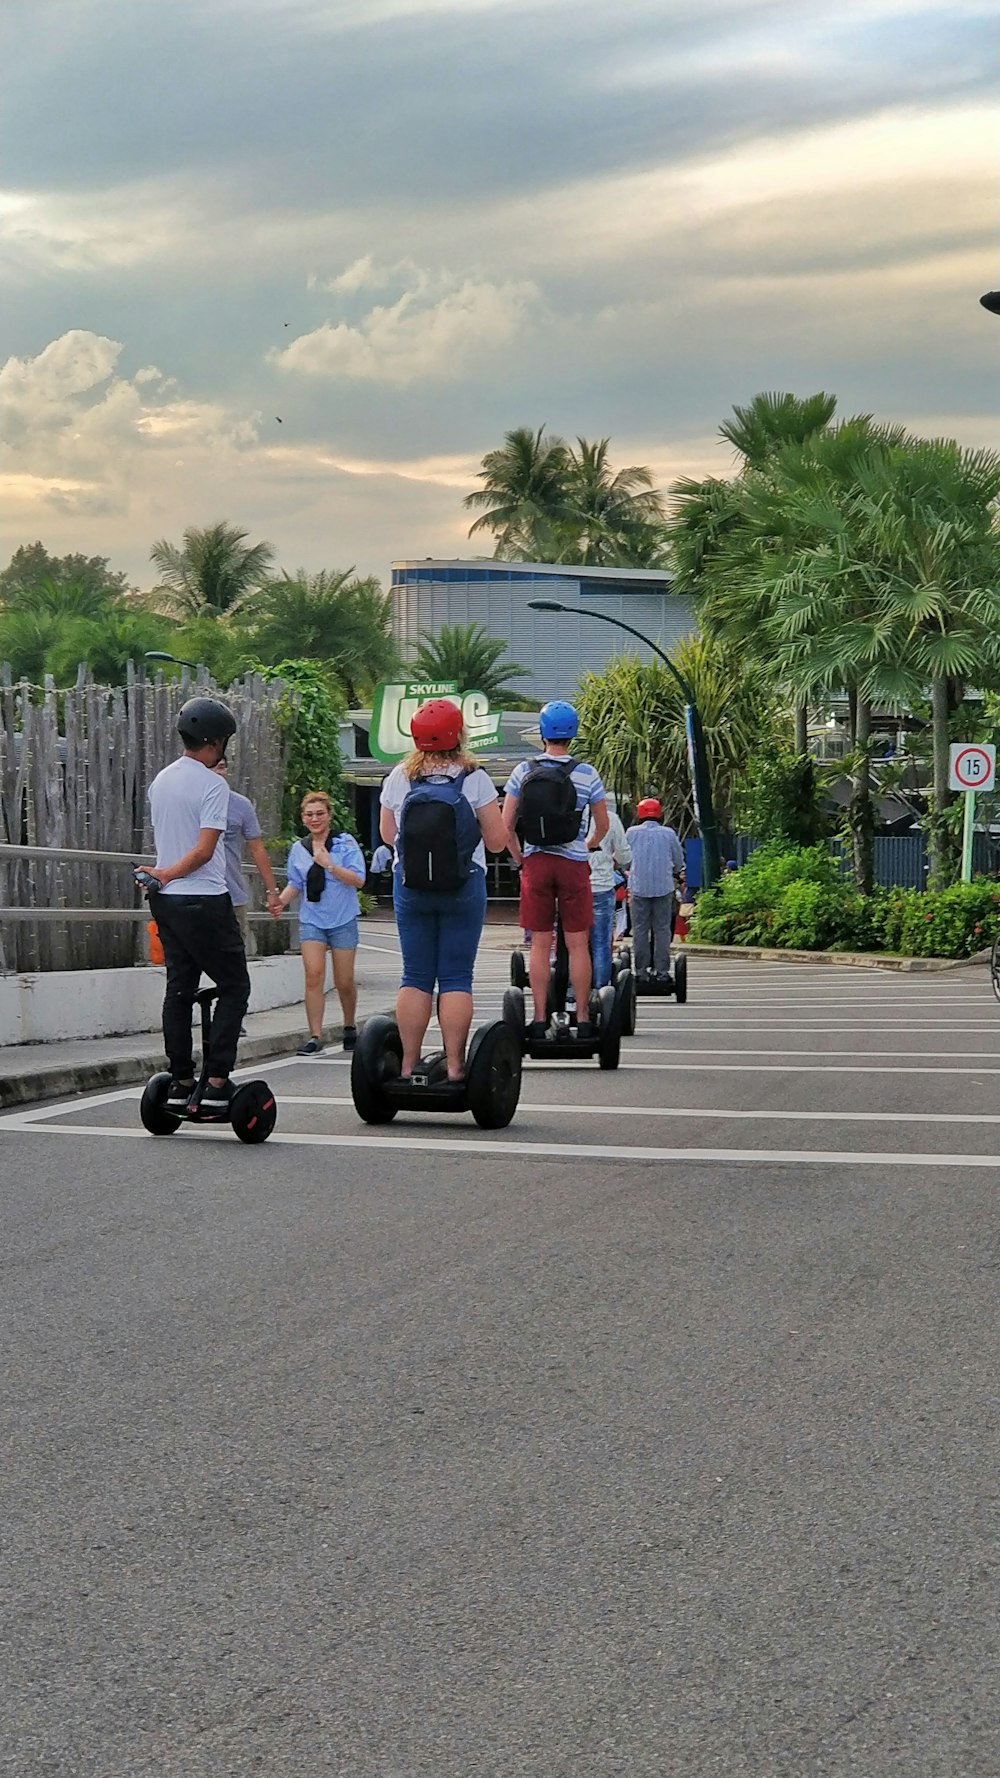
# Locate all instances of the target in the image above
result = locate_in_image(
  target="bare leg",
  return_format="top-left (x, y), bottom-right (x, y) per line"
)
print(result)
top-left (301, 940), bottom-right (328, 1038)
top-left (438, 991), bottom-right (474, 1080)
top-left (396, 986), bottom-right (433, 1076)
top-left (528, 930), bottom-right (552, 1025)
top-left (565, 928), bottom-right (593, 1023)
top-left (331, 947), bottom-right (357, 1026)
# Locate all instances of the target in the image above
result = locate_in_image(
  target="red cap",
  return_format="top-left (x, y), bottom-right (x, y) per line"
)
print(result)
top-left (410, 698), bottom-right (463, 752)
top-left (636, 798), bottom-right (662, 820)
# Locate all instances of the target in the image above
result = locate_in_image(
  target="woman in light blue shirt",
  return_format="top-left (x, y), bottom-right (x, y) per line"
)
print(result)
top-left (278, 790), bottom-right (366, 1054)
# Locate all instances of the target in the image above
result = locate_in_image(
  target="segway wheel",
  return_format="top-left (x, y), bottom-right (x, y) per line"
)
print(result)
top-left (673, 951), bottom-right (688, 1004)
top-left (510, 950), bottom-right (528, 990)
top-left (502, 985), bottom-right (526, 1044)
top-left (466, 1021), bottom-right (523, 1129)
top-left (230, 1079), bottom-right (278, 1144)
top-left (597, 984), bottom-right (621, 1071)
top-left (140, 1071), bottom-right (182, 1136)
top-left (617, 968), bottom-right (637, 1038)
top-left (351, 1016), bottom-right (402, 1124)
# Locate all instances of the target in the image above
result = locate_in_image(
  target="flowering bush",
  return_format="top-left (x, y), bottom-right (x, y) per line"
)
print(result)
top-left (689, 845), bottom-right (1000, 958)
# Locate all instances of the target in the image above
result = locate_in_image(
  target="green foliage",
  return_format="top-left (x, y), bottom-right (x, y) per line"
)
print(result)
top-left (148, 521), bottom-right (275, 617)
top-left (577, 636), bottom-right (785, 832)
top-left (690, 843), bottom-right (1000, 957)
top-left (234, 569), bottom-right (399, 704)
top-left (0, 542), bottom-right (133, 603)
top-left (411, 622), bottom-right (530, 705)
top-left (734, 749), bottom-right (828, 847)
top-left (259, 659), bottom-right (352, 837)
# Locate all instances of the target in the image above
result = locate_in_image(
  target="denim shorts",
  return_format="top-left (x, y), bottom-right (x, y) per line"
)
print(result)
top-left (393, 867), bottom-right (487, 995)
top-left (299, 916), bottom-right (359, 951)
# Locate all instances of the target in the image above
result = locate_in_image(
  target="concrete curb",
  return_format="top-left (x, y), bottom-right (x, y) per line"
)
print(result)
top-left (0, 1027), bottom-right (343, 1112)
top-left (681, 943), bottom-right (987, 972)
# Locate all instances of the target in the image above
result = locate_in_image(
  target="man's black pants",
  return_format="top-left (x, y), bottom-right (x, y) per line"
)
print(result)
top-left (149, 890), bottom-right (250, 1080)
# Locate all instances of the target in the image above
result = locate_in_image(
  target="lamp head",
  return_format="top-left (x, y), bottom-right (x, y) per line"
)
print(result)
top-left (980, 292), bottom-right (1000, 316)
top-left (527, 599), bottom-right (567, 612)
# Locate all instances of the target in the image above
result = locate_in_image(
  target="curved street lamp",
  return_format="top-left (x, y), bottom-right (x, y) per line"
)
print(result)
top-left (144, 650), bottom-right (199, 670)
top-left (527, 598), bottom-right (721, 888)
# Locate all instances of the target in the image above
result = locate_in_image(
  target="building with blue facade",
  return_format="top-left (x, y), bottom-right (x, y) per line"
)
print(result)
top-left (391, 560), bottom-right (696, 703)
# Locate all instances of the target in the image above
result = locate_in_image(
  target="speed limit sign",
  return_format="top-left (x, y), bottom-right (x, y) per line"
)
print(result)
top-left (949, 743), bottom-right (996, 792)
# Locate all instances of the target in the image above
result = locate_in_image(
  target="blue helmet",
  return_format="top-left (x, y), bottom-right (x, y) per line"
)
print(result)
top-left (539, 699), bottom-right (578, 742)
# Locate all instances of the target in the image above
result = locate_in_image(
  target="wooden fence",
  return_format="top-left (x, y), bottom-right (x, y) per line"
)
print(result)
top-left (0, 665), bottom-right (291, 973)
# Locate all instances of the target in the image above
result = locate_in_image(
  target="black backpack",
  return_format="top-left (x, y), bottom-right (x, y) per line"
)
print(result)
top-left (517, 758), bottom-right (581, 847)
top-left (398, 770), bottom-right (481, 891)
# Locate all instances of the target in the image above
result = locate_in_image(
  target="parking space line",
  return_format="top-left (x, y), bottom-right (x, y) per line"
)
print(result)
top-left (9, 1120), bottom-right (1000, 1169)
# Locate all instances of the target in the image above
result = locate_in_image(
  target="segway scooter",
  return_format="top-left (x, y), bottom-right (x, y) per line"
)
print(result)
top-left (351, 1015), bottom-right (522, 1128)
top-left (633, 929), bottom-right (687, 1003)
top-left (503, 921), bottom-right (630, 1069)
top-left (139, 987), bottom-right (278, 1143)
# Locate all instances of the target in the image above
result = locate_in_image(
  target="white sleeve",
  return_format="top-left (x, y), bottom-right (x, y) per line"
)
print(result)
top-left (467, 768), bottom-right (499, 810)
top-left (200, 776), bottom-right (229, 832)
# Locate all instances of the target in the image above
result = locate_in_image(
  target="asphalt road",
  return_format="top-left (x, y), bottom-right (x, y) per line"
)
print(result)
top-left (2, 944), bottom-right (999, 1777)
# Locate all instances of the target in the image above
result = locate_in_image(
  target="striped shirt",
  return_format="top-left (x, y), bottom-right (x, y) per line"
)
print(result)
top-left (504, 756), bottom-right (606, 862)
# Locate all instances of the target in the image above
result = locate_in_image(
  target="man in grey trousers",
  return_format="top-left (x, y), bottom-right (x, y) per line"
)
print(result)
top-left (625, 797), bottom-right (686, 982)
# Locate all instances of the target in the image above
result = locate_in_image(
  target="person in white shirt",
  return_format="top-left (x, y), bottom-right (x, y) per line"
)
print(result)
top-left (587, 794), bottom-right (632, 988)
top-left (145, 697), bottom-right (251, 1120)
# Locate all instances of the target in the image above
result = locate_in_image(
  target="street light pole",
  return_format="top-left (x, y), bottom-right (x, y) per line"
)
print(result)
top-left (527, 599), bottom-right (722, 889)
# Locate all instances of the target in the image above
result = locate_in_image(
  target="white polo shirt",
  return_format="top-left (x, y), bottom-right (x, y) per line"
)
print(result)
top-left (148, 755), bottom-right (229, 895)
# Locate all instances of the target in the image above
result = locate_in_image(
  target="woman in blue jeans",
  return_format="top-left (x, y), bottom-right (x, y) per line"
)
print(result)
top-left (587, 797), bottom-right (632, 988)
top-left (379, 700), bottom-right (510, 1081)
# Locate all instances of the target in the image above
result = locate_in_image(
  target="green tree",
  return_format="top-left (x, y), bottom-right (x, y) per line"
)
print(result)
top-left (148, 522), bottom-right (275, 618)
top-left (258, 659), bottom-right (352, 836)
top-left (560, 437), bottom-right (667, 566)
top-left (576, 636), bottom-right (784, 833)
top-left (463, 426), bottom-right (573, 559)
top-left (45, 608), bottom-right (177, 685)
top-left (0, 609), bottom-right (63, 681)
top-left (410, 622), bottom-right (531, 706)
top-left (236, 570), bottom-right (399, 705)
top-left (0, 542), bottom-right (133, 603)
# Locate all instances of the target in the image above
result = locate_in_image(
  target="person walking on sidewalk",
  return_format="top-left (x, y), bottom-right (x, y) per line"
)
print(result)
top-left (277, 792), bottom-right (366, 1054)
top-left (145, 697), bottom-right (251, 1121)
top-left (502, 700), bottom-right (609, 1041)
top-left (213, 759), bottom-right (282, 950)
top-left (625, 797), bottom-right (686, 983)
top-left (587, 793), bottom-right (631, 989)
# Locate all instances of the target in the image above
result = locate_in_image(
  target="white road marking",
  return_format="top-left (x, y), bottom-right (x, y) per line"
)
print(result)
top-left (526, 1059), bottom-right (1000, 1075)
top-left (269, 1095), bottom-right (1000, 1127)
top-left (8, 1121), bottom-right (1000, 1169)
top-left (619, 1045), bottom-right (1000, 1061)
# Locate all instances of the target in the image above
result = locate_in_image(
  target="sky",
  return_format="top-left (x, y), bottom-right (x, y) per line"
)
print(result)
top-left (1, 0), bottom-right (997, 592)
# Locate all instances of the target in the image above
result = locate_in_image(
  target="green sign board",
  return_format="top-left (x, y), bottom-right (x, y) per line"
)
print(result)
top-left (369, 680), bottom-right (504, 763)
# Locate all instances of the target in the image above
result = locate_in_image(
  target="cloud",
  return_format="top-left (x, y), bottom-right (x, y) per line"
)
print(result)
top-left (274, 272), bottom-right (541, 385)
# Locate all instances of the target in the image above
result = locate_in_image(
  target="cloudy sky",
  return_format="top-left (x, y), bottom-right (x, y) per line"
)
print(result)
top-left (1, 0), bottom-right (996, 590)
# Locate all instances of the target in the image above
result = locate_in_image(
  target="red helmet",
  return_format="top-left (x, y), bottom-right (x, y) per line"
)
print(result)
top-left (410, 698), bottom-right (463, 752)
top-left (636, 797), bottom-right (662, 821)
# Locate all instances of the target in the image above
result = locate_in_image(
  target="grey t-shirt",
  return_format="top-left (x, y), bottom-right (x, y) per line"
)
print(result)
top-left (148, 755), bottom-right (229, 896)
top-left (221, 789), bottom-right (262, 906)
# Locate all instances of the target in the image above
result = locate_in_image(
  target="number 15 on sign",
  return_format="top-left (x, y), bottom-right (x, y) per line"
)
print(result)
top-left (949, 744), bottom-right (996, 882)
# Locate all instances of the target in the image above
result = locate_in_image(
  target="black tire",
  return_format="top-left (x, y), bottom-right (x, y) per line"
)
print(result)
top-left (619, 943), bottom-right (632, 972)
top-left (351, 1015), bottom-right (402, 1124)
top-left (140, 1071), bottom-right (182, 1136)
top-left (510, 950), bottom-right (527, 990)
top-left (992, 933), bottom-right (1000, 1004)
top-left (674, 951), bottom-right (688, 1005)
top-left (617, 968), bottom-right (637, 1038)
top-left (597, 983), bottom-right (621, 1070)
top-left (230, 1079), bottom-right (278, 1144)
top-left (466, 1021), bottom-right (523, 1129)
top-left (502, 985), bottom-right (526, 1045)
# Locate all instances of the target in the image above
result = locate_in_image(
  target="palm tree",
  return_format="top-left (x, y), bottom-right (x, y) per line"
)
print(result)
top-left (560, 437), bottom-right (667, 566)
top-left (236, 569), bottom-right (399, 705)
top-left (719, 390), bottom-right (838, 468)
top-left (410, 623), bottom-right (531, 705)
top-left (463, 426), bottom-right (572, 559)
top-left (1, 576), bottom-right (117, 622)
top-left (148, 522), bottom-right (275, 618)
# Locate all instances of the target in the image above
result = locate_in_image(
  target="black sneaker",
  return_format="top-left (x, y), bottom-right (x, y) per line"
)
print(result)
top-left (195, 1080), bottom-right (232, 1122)
top-left (575, 1020), bottom-right (595, 1042)
top-left (297, 1036), bottom-right (324, 1056)
top-left (528, 1020), bottom-right (548, 1041)
top-left (342, 1026), bottom-right (357, 1052)
top-left (166, 1078), bottom-right (195, 1112)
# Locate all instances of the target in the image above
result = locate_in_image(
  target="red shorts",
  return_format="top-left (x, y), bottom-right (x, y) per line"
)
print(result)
top-left (519, 853), bottom-right (593, 934)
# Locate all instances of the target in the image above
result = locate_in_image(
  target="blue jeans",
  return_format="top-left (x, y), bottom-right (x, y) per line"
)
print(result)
top-left (393, 867), bottom-right (487, 994)
top-left (590, 888), bottom-right (616, 989)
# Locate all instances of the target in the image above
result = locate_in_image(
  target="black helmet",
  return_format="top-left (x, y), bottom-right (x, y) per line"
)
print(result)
top-left (176, 696), bottom-right (237, 749)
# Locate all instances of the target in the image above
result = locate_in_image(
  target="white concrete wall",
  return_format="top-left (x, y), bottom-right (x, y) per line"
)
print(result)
top-left (0, 955), bottom-right (305, 1047)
